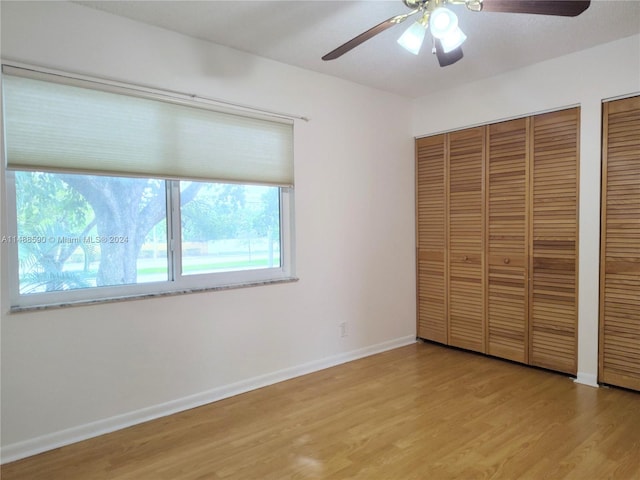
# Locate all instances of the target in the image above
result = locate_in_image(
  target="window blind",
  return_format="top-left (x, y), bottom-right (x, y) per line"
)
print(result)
top-left (2, 66), bottom-right (294, 186)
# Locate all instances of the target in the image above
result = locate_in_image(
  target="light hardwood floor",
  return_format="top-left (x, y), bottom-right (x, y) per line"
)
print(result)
top-left (2, 342), bottom-right (639, 479)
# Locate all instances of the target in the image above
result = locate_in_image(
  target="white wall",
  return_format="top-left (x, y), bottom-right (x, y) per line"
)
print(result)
top-left (0, 1), bottom-right (416, 461)
top-left (412, 33), bottom-right (640, 387)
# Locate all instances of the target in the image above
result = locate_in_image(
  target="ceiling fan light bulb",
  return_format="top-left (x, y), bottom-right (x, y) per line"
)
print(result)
top-left (439, 26), bottom-right (467, 53)
top-left (397, 21), bottom-right (427, 55)
top-left (429, 7), bottom-right (458, 39)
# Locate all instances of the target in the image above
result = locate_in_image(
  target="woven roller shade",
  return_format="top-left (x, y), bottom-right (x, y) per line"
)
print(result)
top-left (2, 66), bottom-right (294, 186)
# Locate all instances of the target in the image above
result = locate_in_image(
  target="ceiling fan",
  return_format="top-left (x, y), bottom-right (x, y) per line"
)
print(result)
top-left (322, 0), bottom-right (591, 67)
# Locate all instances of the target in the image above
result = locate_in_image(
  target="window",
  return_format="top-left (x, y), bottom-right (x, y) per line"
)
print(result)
top-left (2, 65), bottom-right (295, 309)
top-left (13, 172), bottom-right (170, 293)
top-left (180, 181), bottom-right (282, 276)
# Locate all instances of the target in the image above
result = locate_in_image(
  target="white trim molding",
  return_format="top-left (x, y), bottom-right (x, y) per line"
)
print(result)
top-left (574, 372), bottom-right (599, 388)
top-left (0, 335), bottom-right (416, 464)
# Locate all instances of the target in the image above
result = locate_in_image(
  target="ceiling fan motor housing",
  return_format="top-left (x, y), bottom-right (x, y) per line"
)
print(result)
top-left (403, 0), bottom-right (429, 9)
top-left (402, 0), bottom-right (484, 12)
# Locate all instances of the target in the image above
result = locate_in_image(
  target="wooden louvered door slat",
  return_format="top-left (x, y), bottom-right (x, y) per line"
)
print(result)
top-left (416, 135), bottom-right (447, 343)
top-left (448, 127), bottom-right (485, 353)
top-left (600, 95), bottom-right (640, 391)
top-left (529, 108), bottom-right (579, 375)
top-left (486, 118), bottom-right (529, 363)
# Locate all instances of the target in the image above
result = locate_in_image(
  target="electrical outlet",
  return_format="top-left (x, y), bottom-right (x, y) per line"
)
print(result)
top-left (339, 322), bottom-right (348, 338)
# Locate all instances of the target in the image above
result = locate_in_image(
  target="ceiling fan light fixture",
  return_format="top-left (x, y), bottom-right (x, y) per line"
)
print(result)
top-left (439, 26), bottom-right (467, 53)
top-left (397, 19), bottom-right (427, 55)
top-left (429, 7), bottom-right (457, 39)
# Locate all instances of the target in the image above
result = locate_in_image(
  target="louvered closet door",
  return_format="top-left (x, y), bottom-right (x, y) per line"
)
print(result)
top-left (529, 108), bottom-right (579, 375)
top-left (416, 135), bottom-right (447, 343)
top-left (448, 127), bottom-right (485, 352)
top-left (600, 96), bottom-right (640, 391)
top-left (486, 118), bottom-right (529, 363)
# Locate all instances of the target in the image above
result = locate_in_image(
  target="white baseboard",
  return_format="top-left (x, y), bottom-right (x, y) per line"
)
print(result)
top-left (574, 372), bottom-right (599, 388)
top-left (1, 334), bottom-right (416, 464)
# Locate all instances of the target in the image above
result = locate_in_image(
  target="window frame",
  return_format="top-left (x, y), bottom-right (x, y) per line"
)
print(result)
top-left (5, 170), bottom-right (296, 310)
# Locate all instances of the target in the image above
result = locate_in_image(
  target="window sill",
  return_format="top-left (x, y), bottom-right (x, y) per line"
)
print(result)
top-left (9, 277), bottom-right (299, 313)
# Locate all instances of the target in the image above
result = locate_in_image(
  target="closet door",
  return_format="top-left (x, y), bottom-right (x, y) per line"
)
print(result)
top-left (529, 108), bottom-right (579, 375)
top-left (416, 135), bottom-right (447, 343)
top-left (600, 96), bottom-right (640, 391)
top-left (486, 118), bottom-right (529, 363)
top-left (448, 127), bottom-right (485, 352)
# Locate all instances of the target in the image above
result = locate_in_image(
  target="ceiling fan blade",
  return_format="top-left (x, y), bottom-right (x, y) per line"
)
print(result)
top-left (480, 0), bottom-right (590, 16)
top-left (322, 10), bottom-right (418, 61)
top-left (435, 39), bottom-right (464, 67)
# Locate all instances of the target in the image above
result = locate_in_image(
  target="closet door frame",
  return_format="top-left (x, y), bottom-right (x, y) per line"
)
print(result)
top-left (416, 106), bottom-right (579, 375)
top-left (599, 100), bottom-right (609, 386)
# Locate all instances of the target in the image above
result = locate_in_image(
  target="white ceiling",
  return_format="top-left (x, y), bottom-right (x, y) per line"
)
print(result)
top-left (75, 0), bottom-right (640, 98)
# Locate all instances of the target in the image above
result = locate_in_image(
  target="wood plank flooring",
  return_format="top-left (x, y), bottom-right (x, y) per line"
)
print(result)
top-left (2, 342), bottom-right (639, 479)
